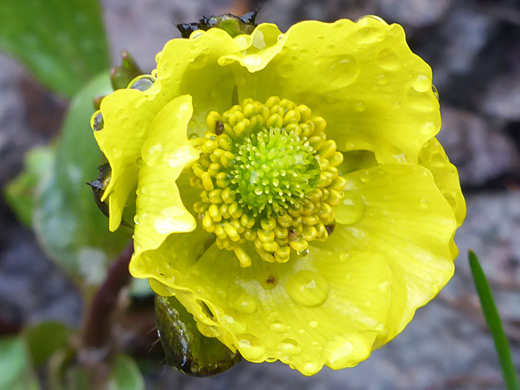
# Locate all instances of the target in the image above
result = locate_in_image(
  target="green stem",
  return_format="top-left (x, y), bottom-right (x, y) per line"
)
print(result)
top-left (469, 250), bottom-right (519, 390)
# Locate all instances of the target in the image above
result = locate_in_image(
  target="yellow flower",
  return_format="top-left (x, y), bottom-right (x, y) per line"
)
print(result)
top-left (91, 16), bottom-right (465, 375)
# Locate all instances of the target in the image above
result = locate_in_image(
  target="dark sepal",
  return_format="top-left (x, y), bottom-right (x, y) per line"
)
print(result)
top-left (155, 295), bottom-right (242, 376)
top-left (110, 50), bottom-right (143, 90)
top-left (176, 10), bottom-right (259, 38)
top-left (86, 163), bottom-right (111, 218)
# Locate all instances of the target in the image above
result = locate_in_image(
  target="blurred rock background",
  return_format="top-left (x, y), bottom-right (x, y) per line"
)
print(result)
top-left (1, 0), bottom-right (519, 389)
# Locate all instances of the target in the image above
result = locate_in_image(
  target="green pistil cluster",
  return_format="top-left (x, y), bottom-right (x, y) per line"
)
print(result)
top-left (190, 97), bottom-right (345, 266)
top-left (230, 127), bottom-right (320, 216)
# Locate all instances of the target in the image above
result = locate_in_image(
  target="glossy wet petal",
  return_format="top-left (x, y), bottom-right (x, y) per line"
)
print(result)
top-left (139, 240), bottom-right (390, 375)
top-left (132, 95), bottom-right (200, 255)
top-left (225, 17), bottom-right (439, 164)
top-left (156, 28), bottom-right (243, 133)
top-left (94, 82), bottom-right (168, 231)
top-left (332, 164), bottom-right (457, 345)
top-left (220, 23), bottom-right (284, 72)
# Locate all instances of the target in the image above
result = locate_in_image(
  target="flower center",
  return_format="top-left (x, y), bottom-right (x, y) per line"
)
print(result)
top-left (190, 97), bottom-right (345, 266)
top-left (229, 127), bottom-right (320, 216)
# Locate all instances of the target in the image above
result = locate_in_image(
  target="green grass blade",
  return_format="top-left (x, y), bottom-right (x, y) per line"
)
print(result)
top-left (468, 250), bottom-right (519, 390)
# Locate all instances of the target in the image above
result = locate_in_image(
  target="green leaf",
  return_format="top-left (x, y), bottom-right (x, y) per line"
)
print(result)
top-left (33, 71), bottom-right (131, 289)
top-left (24, 321), bottom-right (70, 367)
top-left (469, 250), bottom-right (520, 390)
top-left (0, 336), bottom-right (40, 390)
top-left (155, 295), bottom-right (242, 376)
top-left (0, 0), bottom-right (109, 97)
top-left (4, 146), bottom-right (55, 227)
top-left (108, 354), bottom-right (145, 390)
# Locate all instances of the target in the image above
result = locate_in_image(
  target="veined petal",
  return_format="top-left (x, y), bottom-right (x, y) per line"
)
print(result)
top-left (137, 239), bottom-right (390, 375)
top-left (156, 28), bottom-right (243, 133)
top-left (95, 29), bottom-right (243, 231)
top-left (133, 95), bottom-right (200, 255)
top-left (94, 81), bottom-right (168, 231)
top-left (332, 164), bottom-right (457, 346)
top-left (219, 23), bottom-right (284, 72)
top-left (224, 18), bottom-right (439, 164)
top-left (418, 137), bottom-right (466, 227)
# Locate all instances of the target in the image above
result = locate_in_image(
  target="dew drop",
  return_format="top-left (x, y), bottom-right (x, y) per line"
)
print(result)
top-left (92, 112), bottom-right (104, 131)
top-left (377, 48), bottom-right (400, 71)
top-left (329, 55), bottom-right (359, 88)
top-left (279, 63), bottom-right (295, 78)
top-left (412, 74), bottom-right (431, 93)
top-left (376, 73), bottom-right (388, 85)
top-left (378, 281), bottom-right (389, 292)
top-left (325, 336), bottom-right (355, 370)
top-left (286, 270), bottom-right (329, 307)
top-left (301, 362), bottom-right (320, 376)
top-left (270, 321), bottom-right (287, 333)
top-left (352, 27), bottom-right (385, 45)
top-left (309, 320), bottom-right (318, 328)
top-left (154, 216), bottom-right (192, 234)
top-left (129, 75), bottom-right (156, 91)
top-left (354, 101), bottom-right (366, 112)
top-left (420, 198), bottom-right (429, 209)
top-left (234, 294), bottom-right (257, 314)
top-left (297, 248), bottom-right (309, 257)
top-left (279, 338), bottom-right (301, 355)
top-left (421, 121), bottom-right (436, 135)
top-left (339, 252), bottom-right (349, 262)
top-left (223, 314), bottom-right (247, 334)
top-left (243, 54), bottom-right (262, 69)
top-left (359, 171), bottom-right (371, 183)
top-left (111, 147), bottom-right (122, 158)
top-left (335, 198), bottom-right (365, 225)
top-left (238, 337), bottom-right (265, 360)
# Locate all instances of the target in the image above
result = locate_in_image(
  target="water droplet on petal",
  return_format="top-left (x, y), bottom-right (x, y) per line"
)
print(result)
top-left (377, 48), bottom-right (400, 71)
top-left (287, 270), bottom-right (329, 307)
top-left (420, 198), bottom-right (428, 209)
top-left (421, 121), bottom-right (436, 135)
top-left (223, 314), bottom-right (247, 334)
top-left (412, 74), bottom-right (431, 93)
top-left (378, 281), bottom-right (389, 292)
top-left (325, 336), bottom-right (360, 370)
top-left (329, 55), bottom-right (359, 88)
top-left (279, 63), bottom-right (295, 78)
top-left (335, 198), bottom-right (365, 225)
top-left (270, 321), bottom-right (286, 333)
top-left (354, 101), bottom-right (366, 112)
top-left (238, 337), bottom-right (265, 360)
top-left (297, 248), bottom-right (309, 257)
top-left (300, 361), bottom-right (320, 376)
top-left (234, 294), bottom-right (257, 314)
top-left (129, 75), bottom-right (156, 91)
top-left (279, 338), bottom-right (301, 355)
top-left (376, 73), bottom-right (388, 85)
top-left (309, 320), bottom-right (318, 328)
top-left (92, 112), bottom-right (104, 131)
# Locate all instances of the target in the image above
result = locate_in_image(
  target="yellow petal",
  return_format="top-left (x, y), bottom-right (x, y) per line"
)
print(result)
top-left (333, 164), bottom-right (457, 346)
top-left (94, 29), bottom-right (244, 231)
top-left (156, 28), bottom-right (243, 133)
top-left (224, 17), bottom-right (439, 164)
top-left (135, 237), bottom-right (391, 375)
top-left (94, 81), bottom-right (167, 231)
top-left (419, 137), bottom-right (466, 227)
top-left (219, 23), bottom-right (284, 72)
top-left (133, 95), bottom-right (200, 255)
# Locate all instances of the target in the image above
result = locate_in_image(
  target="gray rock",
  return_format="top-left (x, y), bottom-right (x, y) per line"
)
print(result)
top-left (101, 0), bottom-right (232, 71)
top-left (373, 0), bottom-right (452, 27)
top-left (483, 71), bottom-right (520, 121)
top-left (437, 105), bottom-right (520, 187)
